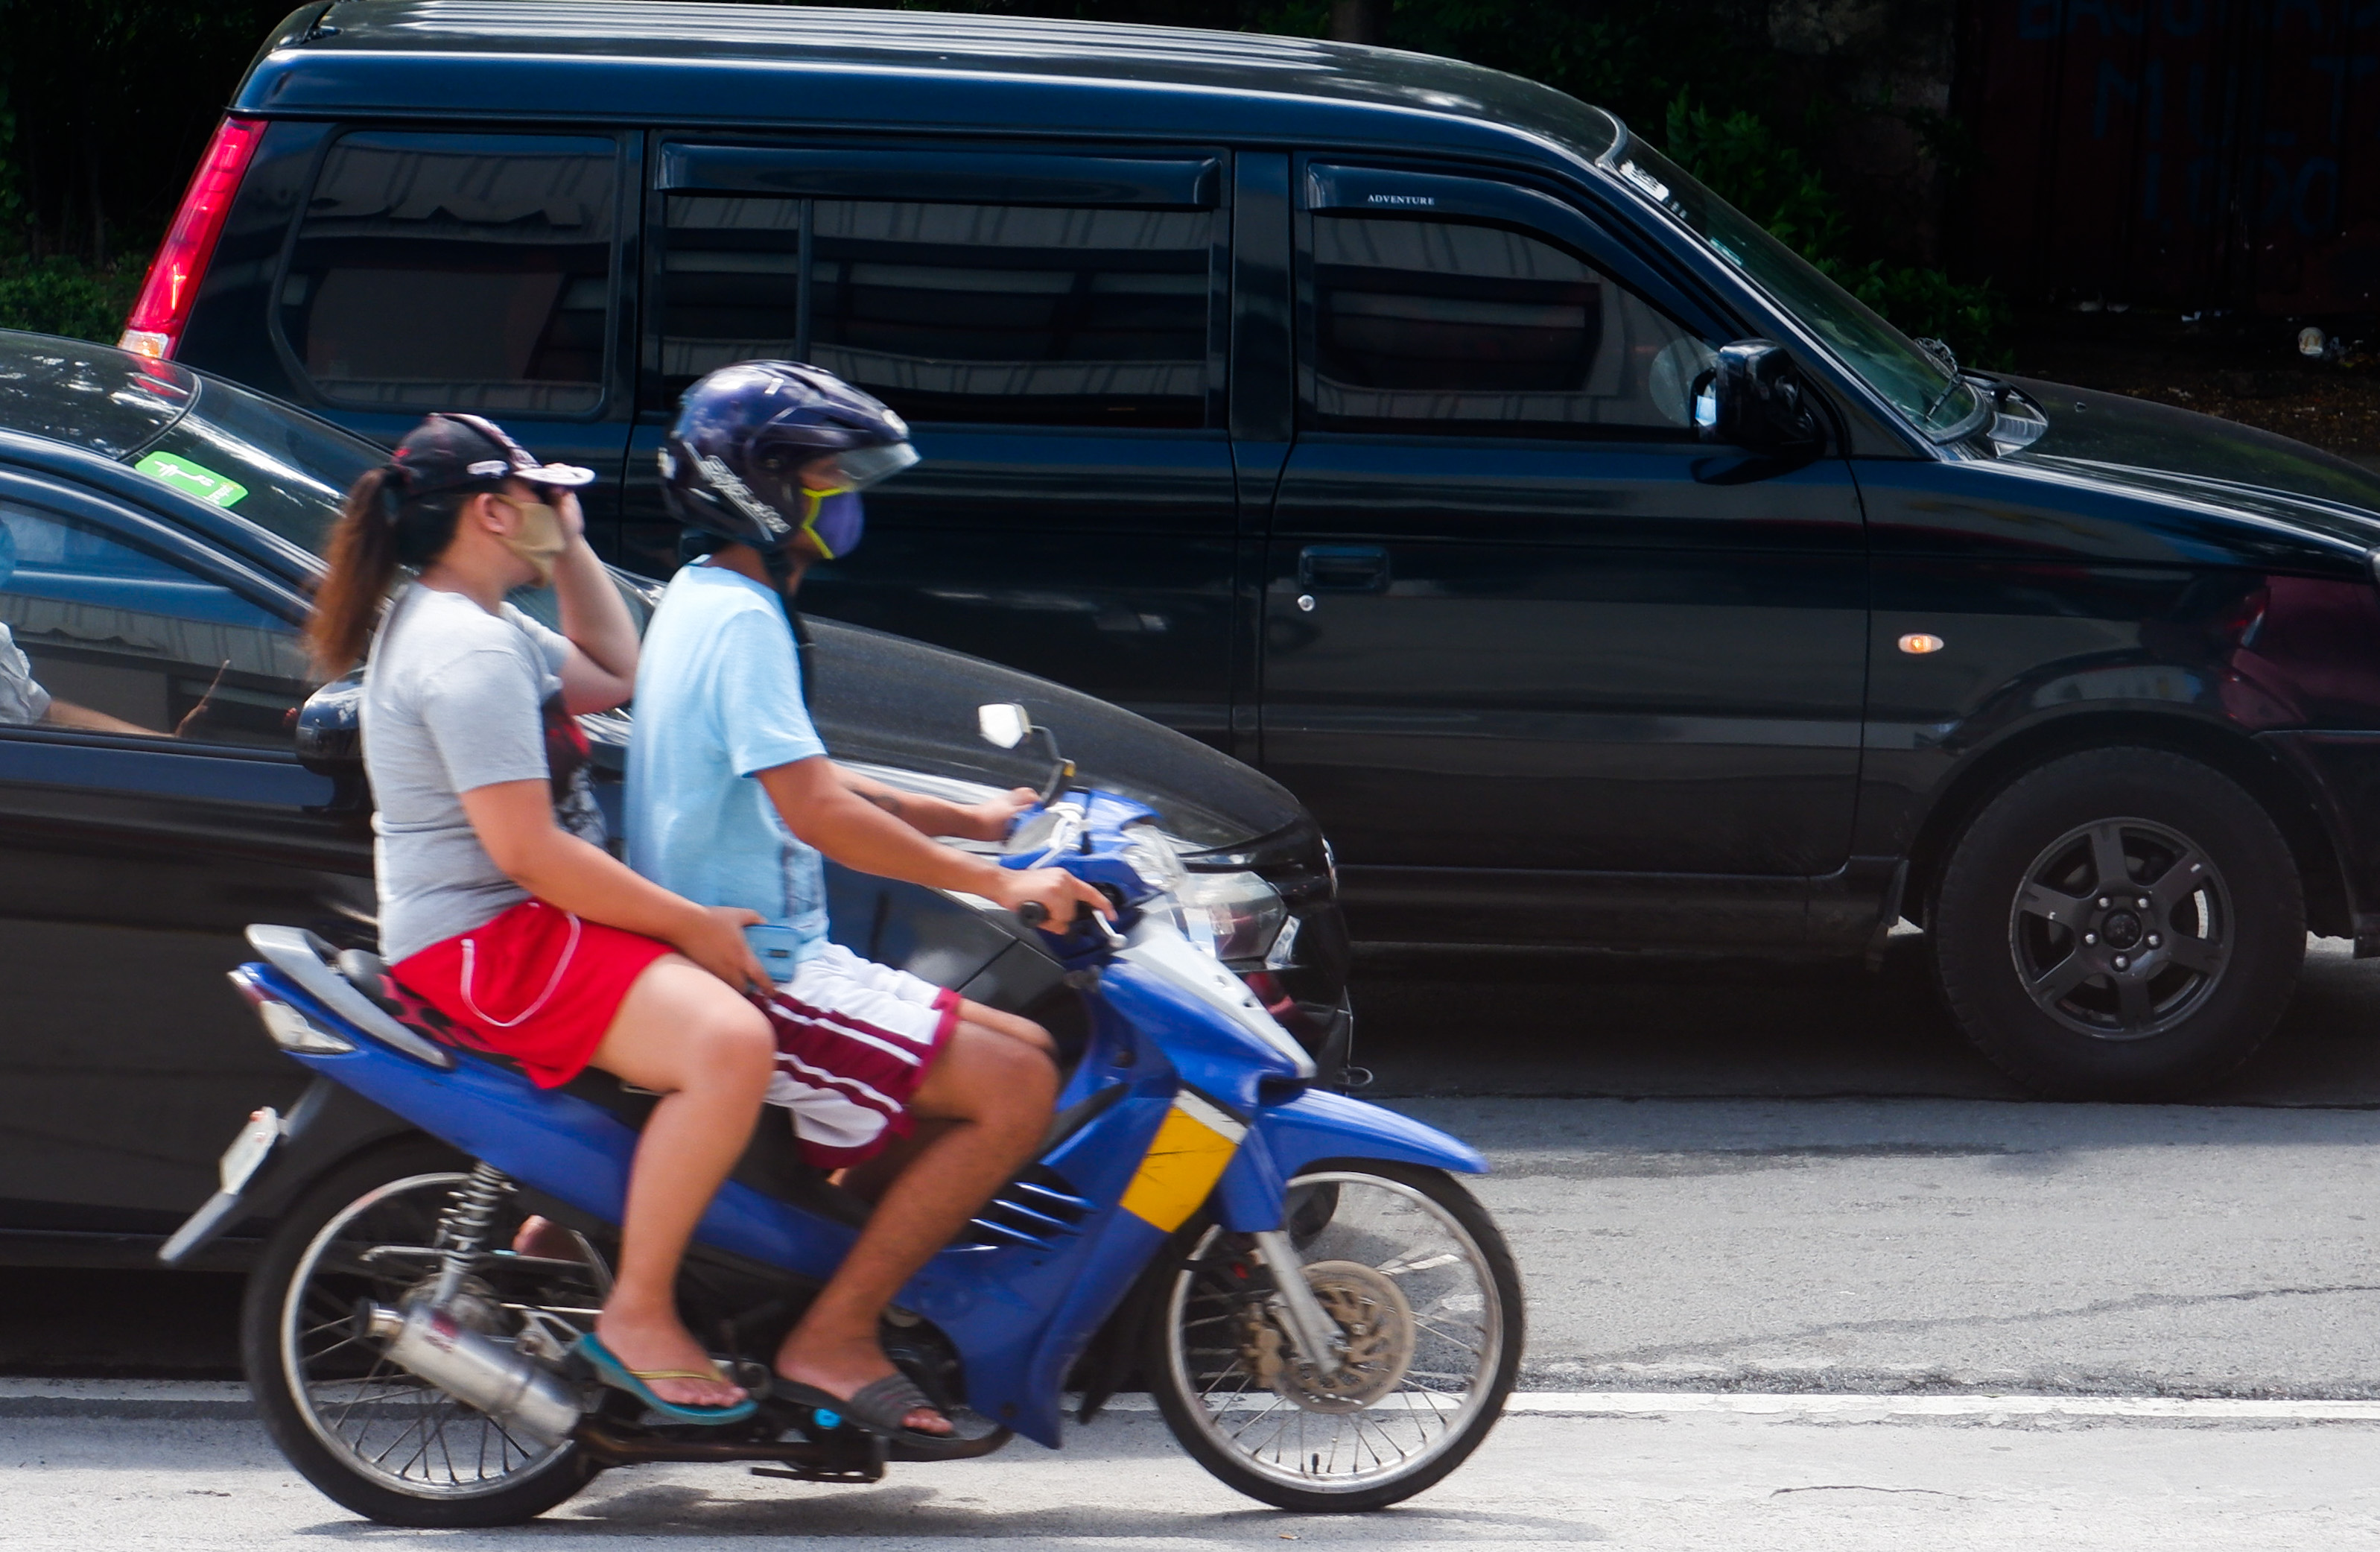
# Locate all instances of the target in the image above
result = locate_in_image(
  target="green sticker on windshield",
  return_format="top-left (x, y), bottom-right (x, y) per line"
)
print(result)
top-left (134, 449), bottom-right (249, 508)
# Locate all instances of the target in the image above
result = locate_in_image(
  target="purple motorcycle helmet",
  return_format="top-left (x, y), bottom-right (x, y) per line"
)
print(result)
top-left (658, 360), bottom-right (918, 564)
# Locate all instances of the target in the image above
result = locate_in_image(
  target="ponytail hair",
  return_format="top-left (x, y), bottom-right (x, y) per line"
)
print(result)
top-left (306, 466), bottom-right (469, 677)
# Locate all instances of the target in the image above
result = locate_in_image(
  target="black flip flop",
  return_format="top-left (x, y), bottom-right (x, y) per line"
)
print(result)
top-left (774, 1375), bottom-right (982, 1460)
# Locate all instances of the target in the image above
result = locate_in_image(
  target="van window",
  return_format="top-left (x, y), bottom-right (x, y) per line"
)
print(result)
top-left (656, 194), bottom-right (805, 398)
top-left (280, 132), bottom-right (618, 415)
top-left (656, 195), bottom-right (1216, 427)
top-left (1305, 215), bottom-right (1713, 437)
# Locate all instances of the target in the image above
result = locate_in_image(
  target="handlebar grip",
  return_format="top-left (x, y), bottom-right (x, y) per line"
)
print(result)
top-left (1016, 901), bottom-right (1050, 928)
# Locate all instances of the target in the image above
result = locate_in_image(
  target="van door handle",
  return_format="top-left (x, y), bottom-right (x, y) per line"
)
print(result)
top-left (1297, 545), bottom-right (1389, 592)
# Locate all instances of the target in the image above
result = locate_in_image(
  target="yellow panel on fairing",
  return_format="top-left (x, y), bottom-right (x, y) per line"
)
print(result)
top-left (1118, 1092), bottom-right (1245, 1234)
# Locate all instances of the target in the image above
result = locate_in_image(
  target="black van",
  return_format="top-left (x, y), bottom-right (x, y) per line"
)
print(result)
top-left (137, 3), bottom-right (2380, 1098)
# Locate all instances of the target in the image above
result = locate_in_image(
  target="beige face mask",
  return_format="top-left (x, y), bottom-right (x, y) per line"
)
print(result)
top-left (497, 495), bottom-right (567, 588)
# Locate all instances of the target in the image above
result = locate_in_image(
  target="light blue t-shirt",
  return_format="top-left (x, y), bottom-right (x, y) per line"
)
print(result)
top-left (626, 563), bottom-right (831, 962)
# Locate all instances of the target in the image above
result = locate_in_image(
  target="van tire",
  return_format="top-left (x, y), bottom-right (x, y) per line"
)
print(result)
top-left (1932, 747), bottom-right (2303, 1099)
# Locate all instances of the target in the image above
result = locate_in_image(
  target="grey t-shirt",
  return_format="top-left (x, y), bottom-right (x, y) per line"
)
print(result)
top-left (362, 584), bottom-right (605, 963)
top-left (0, 623), bottom-right (51, 725)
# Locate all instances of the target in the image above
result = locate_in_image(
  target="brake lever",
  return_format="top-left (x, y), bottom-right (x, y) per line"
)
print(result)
top-left (1014, 898), bottom-right (1125, 948)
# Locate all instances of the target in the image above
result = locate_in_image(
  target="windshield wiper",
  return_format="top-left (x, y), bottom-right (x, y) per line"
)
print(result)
top-left (1914, 337), bottom-right (1964, 424)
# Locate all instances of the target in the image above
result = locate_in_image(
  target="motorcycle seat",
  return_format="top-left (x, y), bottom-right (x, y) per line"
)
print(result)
top-left (332, 948), bottom-right (872, 1228)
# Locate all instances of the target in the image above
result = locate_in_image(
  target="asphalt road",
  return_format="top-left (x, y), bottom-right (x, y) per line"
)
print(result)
top-left (12, 932), bottom-right (2380, 1395)
top-left (7, 1401), bottom-right (2379, 1549)
top-left (15, 931), bottom-right (2380, 1542)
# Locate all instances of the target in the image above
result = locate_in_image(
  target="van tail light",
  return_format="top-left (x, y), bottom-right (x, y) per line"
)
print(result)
top-left (118, 115), bottom-right (265, 360)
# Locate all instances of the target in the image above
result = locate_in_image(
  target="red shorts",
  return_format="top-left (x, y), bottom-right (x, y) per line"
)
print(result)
top-left (762, 943), bottom-right (960, 1168)
top-left (390, 899), bottom-right (673, 1088)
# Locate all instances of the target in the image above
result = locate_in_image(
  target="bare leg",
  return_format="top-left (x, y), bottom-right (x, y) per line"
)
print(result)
top-left (586, 955), bottom-right (774, 1410)
top-left (774, 1008), bottom-right (1057, 1431)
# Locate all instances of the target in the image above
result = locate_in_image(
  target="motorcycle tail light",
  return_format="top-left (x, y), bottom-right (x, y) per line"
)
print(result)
top-left (119, 115), bottom-right (264, 359)
top-left (227, 968), bottom-right (355, 1055)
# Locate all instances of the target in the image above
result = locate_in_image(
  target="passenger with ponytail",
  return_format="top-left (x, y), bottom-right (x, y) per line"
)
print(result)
top-left (321, 414), bottom-right (774, 1423)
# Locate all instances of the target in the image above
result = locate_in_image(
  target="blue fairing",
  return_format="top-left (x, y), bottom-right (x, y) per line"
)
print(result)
top-left (1257, 1087), bottom-right (1488, 1177)
top-left (1213, 1087), bottom-right (1488, 1232)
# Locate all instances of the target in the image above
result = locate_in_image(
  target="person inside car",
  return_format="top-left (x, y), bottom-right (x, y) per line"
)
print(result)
top-left (0, 518), bottom-right (165, 735)
top-left (308, 412), bottom-right (775, 1425)
top-left (620, 361), bottom-right (1109, 1445)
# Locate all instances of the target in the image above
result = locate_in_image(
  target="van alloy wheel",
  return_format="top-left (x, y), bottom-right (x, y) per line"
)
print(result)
top-left (2008, 817), bottom-right (2232, 1040)
top-left (1932, 747), bottom-right (2303, 1100)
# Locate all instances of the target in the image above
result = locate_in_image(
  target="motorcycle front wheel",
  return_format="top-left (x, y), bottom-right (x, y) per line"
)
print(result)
top-left (239, 1141), bottom-right (603, 1527)
top-left (1146, 1160), bottom-right (1522, 1513)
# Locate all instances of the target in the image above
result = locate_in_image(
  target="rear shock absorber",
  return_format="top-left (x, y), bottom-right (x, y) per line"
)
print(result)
top-left (431, 1161), bottom-right (515, 1305)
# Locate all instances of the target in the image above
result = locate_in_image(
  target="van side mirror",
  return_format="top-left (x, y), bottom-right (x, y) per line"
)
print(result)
top-left (1695, 340), bottom-right (1823, 456)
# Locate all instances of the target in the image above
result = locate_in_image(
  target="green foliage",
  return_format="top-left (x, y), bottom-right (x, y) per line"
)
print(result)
top-left (1256, 3), bottom-right (2009, 363)
top-left (0, 255), bottom-right (143, 344)
top-left (1662, 94), bottom-right (2009, 367)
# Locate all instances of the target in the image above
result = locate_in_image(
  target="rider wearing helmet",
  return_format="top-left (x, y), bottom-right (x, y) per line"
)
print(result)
top-left (623, 361), bottom-right (1110, 1445)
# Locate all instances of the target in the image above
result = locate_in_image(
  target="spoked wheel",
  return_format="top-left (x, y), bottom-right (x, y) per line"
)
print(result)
top-left (1147, 1161), bottom-right (1521, 1513)
top-left (240, 1142), bottom-right (604, 1527)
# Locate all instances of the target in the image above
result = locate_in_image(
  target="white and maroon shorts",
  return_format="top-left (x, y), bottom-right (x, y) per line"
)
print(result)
top-left (761, 942), bottom-right (959, 1168)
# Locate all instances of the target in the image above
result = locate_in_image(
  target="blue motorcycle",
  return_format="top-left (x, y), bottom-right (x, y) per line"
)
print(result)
top-left (165, 703), bottom-right (1521, 1526)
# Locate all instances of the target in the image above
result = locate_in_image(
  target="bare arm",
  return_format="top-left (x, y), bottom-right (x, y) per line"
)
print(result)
top-left (42, 698), bottom-right (159, 737)
top-left (836, 764), bottom-right (1035, 843)
top-left (457, 779), bottom-right (767, 989)
top-left (760, 757), bottom-right (1108, 927)
top-left (547, 491), bottom-right (639, 714)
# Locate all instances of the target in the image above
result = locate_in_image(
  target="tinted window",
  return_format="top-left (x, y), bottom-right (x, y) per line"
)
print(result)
top-left (281, 132), bottom-right (618, 415)
top-left (0, 338), bottom-right (194, 455)
top-left (0, 504), bottom-right (308, 748)
top-left (814, 200), bottom-right (1212, 427)
top-left (657, 193), bottom-right (1216, 427)
top-left (127, 377), bottom-right (381, 554)
top-left (1307, 215), bottom-right (1713, 437)
top-left (656, 194), bottom-right (805, 399)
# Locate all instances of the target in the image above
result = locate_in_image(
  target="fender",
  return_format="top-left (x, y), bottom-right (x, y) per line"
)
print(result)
top-left (1217, 1087), bottom-right (1487, 1232)
top-left (158, 1075), bottom-right (425, 1267)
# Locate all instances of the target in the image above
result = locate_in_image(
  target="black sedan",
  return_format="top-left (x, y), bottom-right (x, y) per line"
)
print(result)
top-left (0, 332), bottom-right (1344, 1268)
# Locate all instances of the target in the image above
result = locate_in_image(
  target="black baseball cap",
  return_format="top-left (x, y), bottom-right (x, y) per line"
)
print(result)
top-left (387, 413), bottom-right (595, 500)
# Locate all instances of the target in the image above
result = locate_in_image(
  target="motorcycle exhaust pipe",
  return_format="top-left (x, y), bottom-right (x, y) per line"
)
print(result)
top-left (356, 1300), bottom-right (583, 1451)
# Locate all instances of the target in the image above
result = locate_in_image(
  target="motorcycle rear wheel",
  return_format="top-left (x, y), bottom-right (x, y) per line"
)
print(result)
top-left (1146, 1161), bottom-right (1522, 1513)
top-left (240, 1141), bottom-right (602, 1527)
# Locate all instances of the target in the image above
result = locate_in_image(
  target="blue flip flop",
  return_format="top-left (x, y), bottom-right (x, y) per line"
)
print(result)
top-left (571, 1333), bottom-right (757, 1426)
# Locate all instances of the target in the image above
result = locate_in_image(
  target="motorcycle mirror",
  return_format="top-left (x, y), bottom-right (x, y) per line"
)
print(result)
top-left (293, 672), bottom-right (370, 812)
top-left (977, 702), bottom-right (1033, 750)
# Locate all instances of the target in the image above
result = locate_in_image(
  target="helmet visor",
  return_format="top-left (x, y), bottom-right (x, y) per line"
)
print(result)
top-left (830, 440), bottom-right (920, 491)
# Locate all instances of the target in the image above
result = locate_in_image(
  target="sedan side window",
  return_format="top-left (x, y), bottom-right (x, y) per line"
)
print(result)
top-left (1305, 215), bottom-right (1715, 437)
top-left (0, 504), bottom-right (310, 747)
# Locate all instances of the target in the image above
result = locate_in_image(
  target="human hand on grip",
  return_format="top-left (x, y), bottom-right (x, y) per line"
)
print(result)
top-left (673, 904), bottom-right (769, 991)
top-left (989, 866), bottom-right (1113, 934)
top-left (956, 787), bottom-right (1041, 843)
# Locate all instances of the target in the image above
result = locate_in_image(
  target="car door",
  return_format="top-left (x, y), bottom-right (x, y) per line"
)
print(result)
top-left (1261, 162), bottom-right (1869, 945)
top-left (625, 141), bottom-right (1242, 750)
top-left (0, 476), bottom-right (368, 1240)
top-left (267, 128), bottom-right (639, 557)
